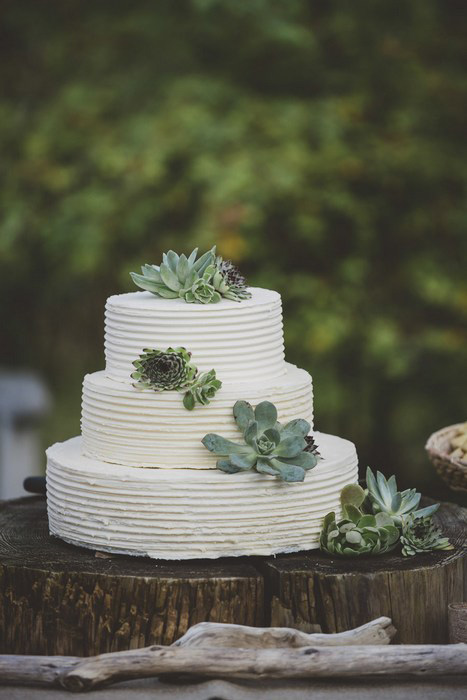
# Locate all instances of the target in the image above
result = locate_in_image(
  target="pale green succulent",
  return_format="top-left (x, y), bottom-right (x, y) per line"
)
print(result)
top-left (201, 400), bottom-right (319, 482)
top-left (400, 514), bottom-right (454, 556)
top-left (320, 484), bottom-right (400, 557)
top-left (130, 246), bottom-right (251, 304)
top-left (130, 247), bottom-right (216, 300)
top-left (365, 467), bottom-right (439, 526)
top-left (183, 266), bottom-right (221, 304)
top-left (131, 347), bottom-right (198, 391)
top-left (183, 369), bottom-right (222, 410)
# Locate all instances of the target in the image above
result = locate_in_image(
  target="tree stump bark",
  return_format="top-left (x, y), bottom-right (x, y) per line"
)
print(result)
top-left (0, 496), bottom-right (466, 654)
top-left (263, 500), bottom-right (467, 643)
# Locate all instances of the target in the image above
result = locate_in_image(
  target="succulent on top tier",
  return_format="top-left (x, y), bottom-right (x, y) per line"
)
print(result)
top-left (201, 400), bottom-right (320, 482)
top-left (400, 514), bottom-right (453, 557)
top-left (130, 246), bottom-right (251, 303)
top-left (365, 467), bottom-right (439, 526)
top-left (131, 347), bottom-right (198, 391)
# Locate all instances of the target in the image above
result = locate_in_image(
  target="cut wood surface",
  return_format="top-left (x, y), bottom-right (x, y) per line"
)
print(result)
top-left (0, 496), bottom-right (466, 654)
top-left (1, 643), bottom-right (467, 692)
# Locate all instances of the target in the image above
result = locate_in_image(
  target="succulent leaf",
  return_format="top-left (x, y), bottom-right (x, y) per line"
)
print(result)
top-left (202, 433), bottom-right (254, 456)
top-left (233, 400), bottom-right (255, 432)
top-left (281, 418), bottom-right (311, 438)
top-left (340, 483), bottom-right (366, 509)
top-left (255, 401), bottom-right (278, 432)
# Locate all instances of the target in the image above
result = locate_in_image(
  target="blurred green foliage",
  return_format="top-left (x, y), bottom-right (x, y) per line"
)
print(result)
top-left (1, 0), bottom-right (466, 495)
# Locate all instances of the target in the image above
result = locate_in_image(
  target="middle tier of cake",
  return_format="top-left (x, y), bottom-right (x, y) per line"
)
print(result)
top-left (81, 363), bottom-right (313, 468)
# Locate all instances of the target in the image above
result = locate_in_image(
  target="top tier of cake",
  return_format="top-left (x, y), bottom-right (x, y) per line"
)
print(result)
top-left (104, 287), bottom-right (286, 383)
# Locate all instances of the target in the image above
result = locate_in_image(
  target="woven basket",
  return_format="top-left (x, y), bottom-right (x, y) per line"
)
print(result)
top-left (425, 422), bottom-right (467, 492)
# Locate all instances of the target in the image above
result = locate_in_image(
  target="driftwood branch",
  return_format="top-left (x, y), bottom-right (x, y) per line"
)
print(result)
top-left (174, 617), bottom-right (396, 648)
top-left (1, 643), bottom-right (467, 691)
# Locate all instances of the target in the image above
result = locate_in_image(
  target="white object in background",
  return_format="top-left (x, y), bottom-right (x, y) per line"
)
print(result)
top-left (0, 372), bottom-right (51, 500)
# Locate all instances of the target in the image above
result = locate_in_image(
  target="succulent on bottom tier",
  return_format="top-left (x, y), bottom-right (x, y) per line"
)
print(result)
top-left (202, 400), bottom-right (320, 482)
top-left (320, 483), bottom-right (400, 557)
top-left (400, 514), bottom-right (454, 557)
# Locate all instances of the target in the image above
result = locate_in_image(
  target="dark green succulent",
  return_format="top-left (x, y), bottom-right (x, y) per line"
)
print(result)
top-left (365, 467), bottom-right (439, 526)
top-left (400, 514), bottom-right (454, 556)
top-left (183, 369), bottom-right (222, 410)
top-left (320, 484), bottom-right (400, 557)
top-left (211, 257), bottom-right (252, 301)
top-left (130, 247), bottom-right (216, 300)
top-left (131, 347), bottom-right (198, 391)
top-left (201, 400), bottom-right (319, 482)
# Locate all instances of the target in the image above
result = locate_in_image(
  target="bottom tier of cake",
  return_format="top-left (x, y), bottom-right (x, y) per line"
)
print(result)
top-left (46, 433), bottom-right (358, 560)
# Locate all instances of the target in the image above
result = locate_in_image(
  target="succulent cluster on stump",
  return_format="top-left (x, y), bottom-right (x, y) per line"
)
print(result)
top-left (202, 400), bottom-right (319, 482)
top-left (320, 484), bottom-right (400, 557)
top-left (319, 469), bottom-right (453, 558)
top-left (130, 247), bottom-right (251, 304)
top-left (131, 347), bottom-right (221, 410)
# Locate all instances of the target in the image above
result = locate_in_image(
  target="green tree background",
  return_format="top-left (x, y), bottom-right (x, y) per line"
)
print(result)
top-left (1, 0), bottom-right (466, 496)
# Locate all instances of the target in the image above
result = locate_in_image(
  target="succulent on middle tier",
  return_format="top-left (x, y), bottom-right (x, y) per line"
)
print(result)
top-left (131, 347), bottom-right (198, 391)
top-left (201, 400), bottom-right (320, 482)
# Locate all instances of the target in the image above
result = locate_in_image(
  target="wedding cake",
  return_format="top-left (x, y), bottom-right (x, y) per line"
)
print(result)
top-left (46, 247), bottom-right (358, 559)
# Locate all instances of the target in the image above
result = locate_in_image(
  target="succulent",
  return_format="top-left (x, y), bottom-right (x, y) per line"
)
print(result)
top-left (183, 369), bottom-right (222, 410)
top-left (201, 400), bottom-right (319, 482)
top-left (304, 435), bottom-right (320, 457)
top-left (400, 515), bottom-right (454, 557)
top-left (211, 257), bottom-right (252, 301)
top-left (131, 347), bottom-right (198, 391)
top-left (183, 267), bottom-right (221, 304)
top-left (365, 467), bottom-right (439, 526)
top-left (130, 247), bottom-right (216, 300)
top-left (130, 246), bottom-right (251, 304)
top-left (320, 484), bottom-right (400, 557)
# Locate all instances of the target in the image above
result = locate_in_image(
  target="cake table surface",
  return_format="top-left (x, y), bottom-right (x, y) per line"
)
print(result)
top-left (0, 496), bottom-right (466, 656)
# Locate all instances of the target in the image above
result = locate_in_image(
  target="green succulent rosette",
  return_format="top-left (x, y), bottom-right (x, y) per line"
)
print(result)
top-left (201, 400), bottom-right (319, 482)
top-left (131, 347), bottom-right (222, 411)
top-left (131, 347), bottom-right (198, 391)
top-left (364, 467), bottom-right (439, 525)
top-left (320, 484), bottom-right (400, 557)
top-left (130, 246), bottom-right (252, 304)
top-left (183, 369), bottom-right (223, 410)
top-left (400, 514), bottom-right (453, 556)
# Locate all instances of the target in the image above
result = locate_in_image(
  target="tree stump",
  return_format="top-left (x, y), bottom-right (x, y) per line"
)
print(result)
top-left (263, 501), bottom-right (467, 643)
top-left (0, 496), bottom-right (466, 655)
top-left (0, 497), bottom-right (264, 655)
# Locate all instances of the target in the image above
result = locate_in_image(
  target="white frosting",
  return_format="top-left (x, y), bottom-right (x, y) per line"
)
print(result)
top-left (104, 288), bottom-right (285, 383)
top-left (81, 364), bottom-right (313, 468)
top-left (46, 433), bottom-right (358, 560)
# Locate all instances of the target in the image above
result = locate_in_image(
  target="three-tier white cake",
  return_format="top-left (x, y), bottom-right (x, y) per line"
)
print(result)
top-left (46, 285), bottom-right (358, 559)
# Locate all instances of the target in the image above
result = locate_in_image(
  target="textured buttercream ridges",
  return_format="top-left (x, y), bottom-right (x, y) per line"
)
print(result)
top-left (81, 364), bottom-right (313, 468)
top-left (104, 287), bottom-right (286, 383)
top-left (46, 433), bottom-right (359, 559)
